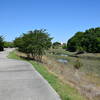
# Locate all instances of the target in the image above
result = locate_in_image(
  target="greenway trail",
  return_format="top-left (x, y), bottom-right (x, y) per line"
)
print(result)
top-left (0, 49), bottom-right (61, 100)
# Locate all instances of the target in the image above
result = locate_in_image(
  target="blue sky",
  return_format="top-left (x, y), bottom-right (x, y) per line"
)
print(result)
top-left (0, 0), bottom-right (100, 42)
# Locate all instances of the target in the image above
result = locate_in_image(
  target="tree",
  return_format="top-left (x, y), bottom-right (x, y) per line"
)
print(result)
top-left (52, 42), bottom-right (61, 48)
top-left (0, 36), bottom-right (4, 51)
top-left (67, 27), bottom-right (100, 53)
top-left (14, 29), bottom-right (52, 61)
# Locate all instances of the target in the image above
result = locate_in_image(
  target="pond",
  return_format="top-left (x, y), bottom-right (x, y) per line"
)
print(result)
top-left (57, 59), bottom-right (68, 63)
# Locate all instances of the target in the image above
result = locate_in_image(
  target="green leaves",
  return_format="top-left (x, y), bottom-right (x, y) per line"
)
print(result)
top-left (14, 29), bottom-right (52, 61)
top-left (52, 42), bottom-right (61, 49)
top-left (4, 42), bottom-right (14, 48)
top-left (67, 27), bottom-right (100, 53)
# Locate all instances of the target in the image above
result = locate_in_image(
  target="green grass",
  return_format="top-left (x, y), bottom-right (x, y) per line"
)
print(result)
top-left (8, 50), bottom-right (87, 100)
top-left (8, 50), bottom-right (22, 60)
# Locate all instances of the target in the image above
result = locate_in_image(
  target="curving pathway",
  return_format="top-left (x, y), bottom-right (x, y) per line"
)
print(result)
top-left (0, 48), bottom-right (61, 100)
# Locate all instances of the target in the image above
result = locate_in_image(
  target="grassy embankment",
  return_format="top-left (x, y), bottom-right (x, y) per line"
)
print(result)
top-left (8, 50), bottom-right (87, 100)
top-left (45, 48), bottom-right (100, 100)
top-left (48, 48), bottom-right (100, 77)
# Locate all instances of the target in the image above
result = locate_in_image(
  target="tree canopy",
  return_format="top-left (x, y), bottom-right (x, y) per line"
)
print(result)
top-left (67, 27), bottom-right (100, 53)
top-left (14, 29), bottom-right (52, 61)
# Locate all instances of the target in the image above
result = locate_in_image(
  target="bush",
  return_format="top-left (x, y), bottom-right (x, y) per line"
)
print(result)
top-left (74, 59), bottom-right (83, 70)
top-left (14, 29), bottom-right (52, 61)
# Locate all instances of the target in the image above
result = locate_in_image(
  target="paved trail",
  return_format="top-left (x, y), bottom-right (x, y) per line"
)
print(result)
top-left (0, 49), bottom-right (61, 100)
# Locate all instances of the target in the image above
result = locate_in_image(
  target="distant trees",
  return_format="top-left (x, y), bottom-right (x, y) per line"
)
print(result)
top-left (52, 42), bottom-right (61, 48)
top-left (62, 43), bottom-right (67, 50)
top-left (67, 27), bottom-right (100, 53)
top-left (14, 29), bottom-right (52, 61)
top-left (0, 36), bottom-right (4, 51)
top-left (4, 41), bottom-right (14, 48)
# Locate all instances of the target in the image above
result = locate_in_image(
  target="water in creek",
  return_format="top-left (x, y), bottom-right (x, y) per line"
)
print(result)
top-left (57, 59), bottom-right (68, 63)
top-left (60, 54), bottom-right (68, 57)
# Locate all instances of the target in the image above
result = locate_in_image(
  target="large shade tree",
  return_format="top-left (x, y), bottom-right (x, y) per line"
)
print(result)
top-left (67, 27), bottom-right (100, 53)
top-left (14, 29), bottom-right (52, 61)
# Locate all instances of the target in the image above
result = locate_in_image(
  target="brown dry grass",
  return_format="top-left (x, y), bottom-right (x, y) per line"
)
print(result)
top-left (42, 54), bottom-right (100, 100)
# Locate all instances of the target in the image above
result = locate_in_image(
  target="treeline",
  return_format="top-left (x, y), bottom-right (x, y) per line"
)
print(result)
top-left (1, 27), bottom-right (100, 53)
top-left (14, 29), bottom-right (52, 61)
top-left (67, 27), bottom-right (100, 53)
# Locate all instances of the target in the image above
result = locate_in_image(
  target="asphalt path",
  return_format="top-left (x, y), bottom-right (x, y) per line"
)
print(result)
top-left (0, 48), bottom-right (61, 100)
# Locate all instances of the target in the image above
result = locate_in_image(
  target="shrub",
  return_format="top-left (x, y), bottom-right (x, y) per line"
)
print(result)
top-left (14, 29), bottom-right (52, 61)
top-left (74, 59), bottom-right (83, 70)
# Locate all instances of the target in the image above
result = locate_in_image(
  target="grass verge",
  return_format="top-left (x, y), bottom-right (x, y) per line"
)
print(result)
top-left (8, 50), bottom-right (87, 100)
